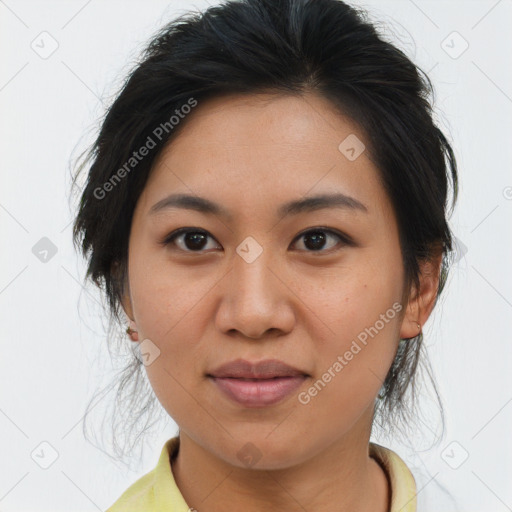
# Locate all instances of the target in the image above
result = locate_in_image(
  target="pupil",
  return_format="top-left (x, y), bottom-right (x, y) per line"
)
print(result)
top-left (304, 232), bottom-right (325, 250)
top-left (185, 232), bottom-right (207, 250)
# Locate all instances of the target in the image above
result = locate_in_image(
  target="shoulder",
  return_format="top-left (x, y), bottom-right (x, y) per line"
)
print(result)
top-left (106, 436), bottom-right (184, 512)
top-left (370, 442), bottom-right (417, 512)
top-left (106, 466), bottom-right (159, 511)
top-left (370, 442), bottom-right (461, 512)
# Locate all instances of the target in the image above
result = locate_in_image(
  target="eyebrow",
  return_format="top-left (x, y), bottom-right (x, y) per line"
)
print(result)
top-left (148, 192), bottom-right (368, 220)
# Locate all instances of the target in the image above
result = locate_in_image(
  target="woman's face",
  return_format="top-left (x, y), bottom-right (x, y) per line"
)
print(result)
top-left (123, 92), bottom-right (414, 469)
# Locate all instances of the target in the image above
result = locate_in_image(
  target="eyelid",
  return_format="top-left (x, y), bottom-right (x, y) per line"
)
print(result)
top-left (160, 226), bottom-right (354, 252)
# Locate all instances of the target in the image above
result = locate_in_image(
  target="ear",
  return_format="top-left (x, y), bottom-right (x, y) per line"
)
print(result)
top-left (121, 287), bottom-right (135, 322)
top-left (399, 248), bottom-right (443, 339)
top-left (113, 260), bottom-right (137, 328)
top-left (120, 284), bottom-right (139, 342)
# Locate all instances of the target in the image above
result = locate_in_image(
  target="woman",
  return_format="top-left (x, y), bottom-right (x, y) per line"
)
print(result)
top-left (72, 0), bottom-right (458, 510)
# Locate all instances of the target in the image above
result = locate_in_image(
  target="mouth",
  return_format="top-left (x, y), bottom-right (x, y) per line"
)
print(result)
top-left (207, 359), bottom-right (309, 407)
top-left (221, 376), bottom-right (293, 381)
top-left (207, 358), bottom-right (309, 379)
top-left (208, 375), bottom-right (308, 407)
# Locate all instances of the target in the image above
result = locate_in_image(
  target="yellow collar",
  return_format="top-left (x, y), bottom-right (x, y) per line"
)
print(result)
top-left (107, 436), bottom-right (417, 512)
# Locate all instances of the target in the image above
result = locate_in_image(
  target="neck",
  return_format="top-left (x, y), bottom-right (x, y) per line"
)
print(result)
top-left (171, 420), bottom-right (389, 512)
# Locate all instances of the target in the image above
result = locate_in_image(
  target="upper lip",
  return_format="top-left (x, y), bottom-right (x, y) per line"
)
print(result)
top-left (208, 358), bottom-right (308, 379)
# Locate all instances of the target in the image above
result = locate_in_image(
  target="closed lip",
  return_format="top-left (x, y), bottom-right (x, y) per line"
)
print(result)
top-left (207, 358), bottom-right (309, 379)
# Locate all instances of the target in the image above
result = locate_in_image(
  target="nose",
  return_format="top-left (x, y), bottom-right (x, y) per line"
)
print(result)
top-left (215, 249), bottom-right (295, 340)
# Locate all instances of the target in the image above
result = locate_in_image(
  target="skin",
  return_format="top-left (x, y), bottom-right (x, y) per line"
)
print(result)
top-left (121, 91), bottom-right (441, 512)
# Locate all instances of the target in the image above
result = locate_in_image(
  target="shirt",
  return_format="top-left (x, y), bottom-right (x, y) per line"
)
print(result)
top-left (106, 437), bottom-right (418, 512)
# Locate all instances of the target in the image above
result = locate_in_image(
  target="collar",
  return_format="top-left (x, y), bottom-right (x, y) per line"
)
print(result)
top-left (150, 436), bottom-right (417, 512)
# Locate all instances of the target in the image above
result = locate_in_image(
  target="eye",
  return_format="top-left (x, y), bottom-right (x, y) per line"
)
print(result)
top-left (291, 228), bottom-right (352, 253)
top-left (161, 228), bottom-right (220, 252)
top-left (160, 227), bottom-right (352, 254)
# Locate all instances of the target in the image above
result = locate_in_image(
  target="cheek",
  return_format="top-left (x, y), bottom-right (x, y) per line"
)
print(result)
top-left (298, 290), bottom-right (401, 435)
top-left (127, 250), bottom-right (209, 387)
top-left (310, 253), bottom-right (403, 340)
top-left (127, 257), bottom-right (207, 422)
top-left (128, 246), bottom-right (205, 340)
top-left (302, 253), bottom-right (404, 400)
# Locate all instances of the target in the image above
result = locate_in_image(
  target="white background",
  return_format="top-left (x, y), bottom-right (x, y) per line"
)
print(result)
top-left (1, 0), bottom-right (511, 510)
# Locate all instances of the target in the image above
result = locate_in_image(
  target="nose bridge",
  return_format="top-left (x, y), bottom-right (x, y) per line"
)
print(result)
top-left (231, 239), bottom-right (277, 307)
top-left (216, 237), bottom-right (293, 338)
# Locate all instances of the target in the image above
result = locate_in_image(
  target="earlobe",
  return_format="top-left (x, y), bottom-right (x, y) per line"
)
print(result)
top-left (399, 251), bottom-right (443, 340)
top-left (126, 319), bottom-right (139, 342)
top-left (399, 316), bottom-right (422, 340)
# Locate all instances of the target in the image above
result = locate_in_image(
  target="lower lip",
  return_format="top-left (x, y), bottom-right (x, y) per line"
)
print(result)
top-left (210, 376), bottom-right (307, 407)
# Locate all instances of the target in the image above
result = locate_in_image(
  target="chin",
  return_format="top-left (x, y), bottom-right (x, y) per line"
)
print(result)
top-left (218, 431), bottom-right (312, 471)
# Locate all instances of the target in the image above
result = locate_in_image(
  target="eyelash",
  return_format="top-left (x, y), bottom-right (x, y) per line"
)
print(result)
top-left (160, 227), bottom-right (354, 254)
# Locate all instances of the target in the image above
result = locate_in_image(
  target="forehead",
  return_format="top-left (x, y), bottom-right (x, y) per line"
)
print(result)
top-left (159, 92), bottom-right (363, 154)
top-left (139, 92), bottom-right (389, 220)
